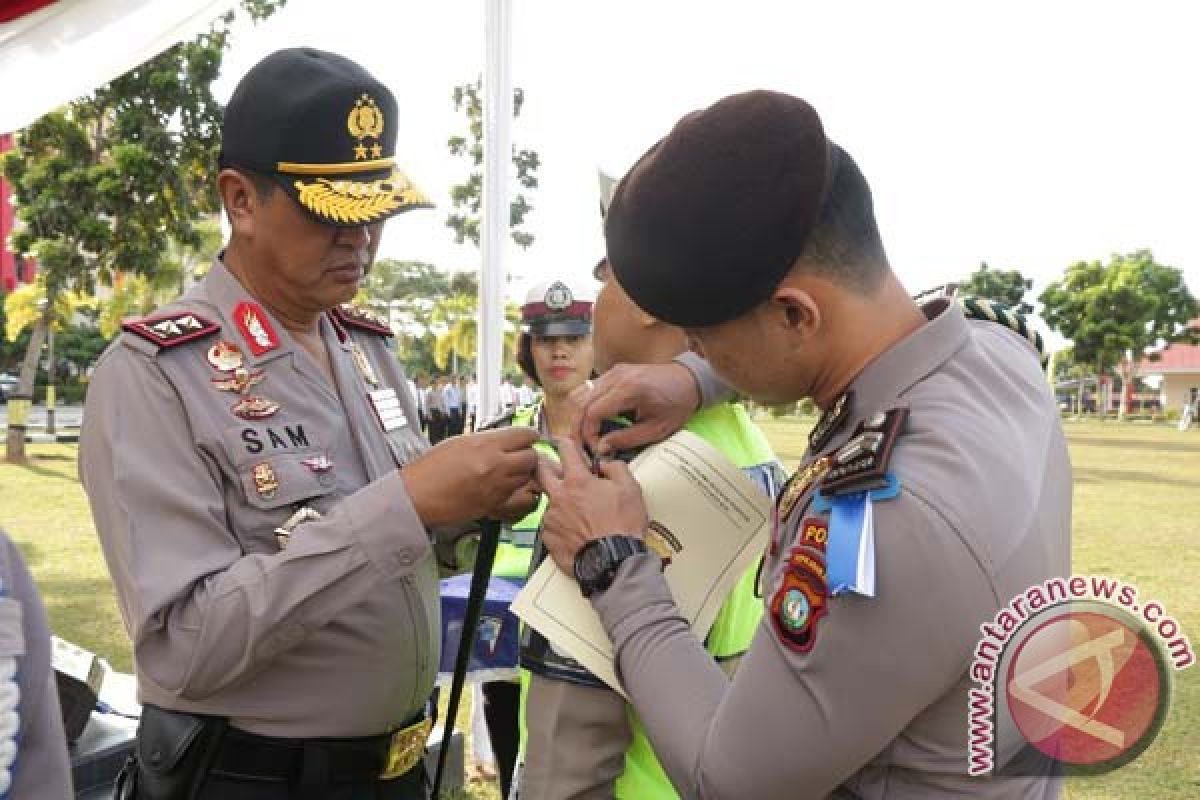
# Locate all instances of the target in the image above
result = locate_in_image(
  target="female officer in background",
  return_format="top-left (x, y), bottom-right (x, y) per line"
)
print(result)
top-left (479, 278), bottom-right (596, 799)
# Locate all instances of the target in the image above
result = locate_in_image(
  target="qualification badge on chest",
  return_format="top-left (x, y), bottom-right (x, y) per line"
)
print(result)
top-left (253, 462), bottom-right (279, 500)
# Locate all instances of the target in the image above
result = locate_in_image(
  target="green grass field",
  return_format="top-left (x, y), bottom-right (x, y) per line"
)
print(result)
top-left (1, 417), bottom-right (1197, 798)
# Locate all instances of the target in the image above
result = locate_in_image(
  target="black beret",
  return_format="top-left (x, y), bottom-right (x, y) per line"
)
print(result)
top-left (221, 47), bottom-right (432, 227)
top-left (605, 90), bottom-right (833, 327)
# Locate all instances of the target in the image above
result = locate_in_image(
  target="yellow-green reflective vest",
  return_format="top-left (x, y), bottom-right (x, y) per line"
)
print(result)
top-left (493, 404), bottom-right (557, 579)
top-left (615, 402), bottom-right (778, 800)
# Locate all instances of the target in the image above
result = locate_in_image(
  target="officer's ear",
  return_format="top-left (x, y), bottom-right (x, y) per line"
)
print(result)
top-left (218, 168), bottom-right (265, 239)
top-left (771, 286), bottom-right (821, 340)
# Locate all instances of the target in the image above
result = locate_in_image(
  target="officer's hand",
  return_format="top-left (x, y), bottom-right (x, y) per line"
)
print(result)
top-left (579, 362), bottom-right (699, 458)
top-left (490, 478), bottom-right (542, 525)
top-left (402, 427), bottom-right (539, 528)
top-left (537, 436), bottom-right (649, 574)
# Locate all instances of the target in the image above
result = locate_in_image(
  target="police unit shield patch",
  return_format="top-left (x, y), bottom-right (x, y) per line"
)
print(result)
top-left (770, 545), bottom-right (829, 654)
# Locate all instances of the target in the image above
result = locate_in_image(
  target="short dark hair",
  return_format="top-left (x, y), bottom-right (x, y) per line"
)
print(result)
top-left (796, 146), bottom-right (888, 292)
top-left (516, 333), bottom-right (539, 387)
top-left (241, 167), bottom-right (278, 201)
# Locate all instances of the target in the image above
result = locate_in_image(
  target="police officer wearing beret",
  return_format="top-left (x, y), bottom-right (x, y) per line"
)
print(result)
top-left (80, 48), bottom-right (539, 800)
top-left (538, 90), bottom-right (1070, 798)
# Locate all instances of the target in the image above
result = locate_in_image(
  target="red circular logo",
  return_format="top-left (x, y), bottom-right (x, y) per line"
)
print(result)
top-left (1005, 606), bottom-right (1169, 771)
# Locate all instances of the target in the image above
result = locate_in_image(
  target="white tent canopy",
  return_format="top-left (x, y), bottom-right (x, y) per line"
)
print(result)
top-left (0, 0), bottom-right (239, 134)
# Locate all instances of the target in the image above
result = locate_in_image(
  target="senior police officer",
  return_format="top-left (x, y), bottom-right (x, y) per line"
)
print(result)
top-left (80, 48), bottom-right (539, 800)
top-left (538, 90), bottom-right (1070, 799)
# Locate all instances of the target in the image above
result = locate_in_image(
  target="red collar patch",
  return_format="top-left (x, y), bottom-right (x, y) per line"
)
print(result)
top-left (233, 301), bottom-right (280, 357)
top-left (770, 545), bottom-right (829, 654)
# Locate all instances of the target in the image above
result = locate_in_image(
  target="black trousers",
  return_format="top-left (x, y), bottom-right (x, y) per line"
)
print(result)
top-left (482, 681), bottom-right (521, 800)
top-left (429, 412), bottom-right (447, 444)
top-left (195, 762), bottom-right (426, 800)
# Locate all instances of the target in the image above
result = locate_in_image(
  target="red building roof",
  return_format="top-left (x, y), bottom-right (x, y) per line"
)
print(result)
top-left (1140, 319), bottom-right (1200, 374)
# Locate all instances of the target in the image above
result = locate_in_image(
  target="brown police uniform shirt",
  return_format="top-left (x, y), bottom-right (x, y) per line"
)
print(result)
top-left (80, 258), bottom-right (441, 738)
top-left (0, 531), bottom-right (73, 798)
top-left (592, 299), bottom-right (1071, 799)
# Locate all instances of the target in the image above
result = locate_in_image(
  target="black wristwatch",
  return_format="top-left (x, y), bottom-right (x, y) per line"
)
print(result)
top-left (574, 535), bottom-right (648, 597)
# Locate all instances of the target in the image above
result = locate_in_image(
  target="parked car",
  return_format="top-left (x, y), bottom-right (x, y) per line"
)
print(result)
top-left (0, 373), bottom-right (19, 403)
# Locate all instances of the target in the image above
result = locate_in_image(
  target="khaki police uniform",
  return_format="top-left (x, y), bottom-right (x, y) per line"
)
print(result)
top-left (80, 259), bottom-right (457, 797)
top-left (589, 299), bottom-right (1071, 798)
top-left (0, 531), bottom-right (73, 799)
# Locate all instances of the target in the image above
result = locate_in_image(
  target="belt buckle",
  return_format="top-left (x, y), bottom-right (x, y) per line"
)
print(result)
top-left (380, 717), bottom-right (432, 780)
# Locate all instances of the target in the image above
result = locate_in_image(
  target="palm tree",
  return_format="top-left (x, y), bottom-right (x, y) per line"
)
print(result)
top-left (431, 293), bottom-right (520, 373)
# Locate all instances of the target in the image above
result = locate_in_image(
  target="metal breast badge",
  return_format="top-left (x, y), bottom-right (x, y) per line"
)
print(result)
top-left (207, 341), bottom-right (244, 372)
top-left (212, 367), bottom-right (265, 394)
top-left (232, 395), bottom-right (281, 420)
top-left (253, 462), bottom-right (279, 500)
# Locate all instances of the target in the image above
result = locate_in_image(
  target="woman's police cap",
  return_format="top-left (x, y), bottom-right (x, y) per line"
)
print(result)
top-left (220, 47), bottom-right (432, 227)
top-left (605, 90), bottom-right (834, 328)
top-left (522, 280), bottom-right (594, 336)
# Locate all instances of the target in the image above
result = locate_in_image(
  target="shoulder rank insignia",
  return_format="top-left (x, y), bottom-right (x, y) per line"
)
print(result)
top-left (770, 544), bottom-right (829, 654)
top-left (122, 312), bottom-right (218, 348)
top-left (821, 407), bottom-right (908, 496)
top-left (958, 296), bottom-right (1048, 366)
top-left (808, 391), bottom-right (853, 452)
top-left (333, 304), bottom-right (394, 337)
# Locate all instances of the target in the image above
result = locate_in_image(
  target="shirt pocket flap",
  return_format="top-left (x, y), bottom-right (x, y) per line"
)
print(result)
top-left (238, 452), bottom-right (338, 511)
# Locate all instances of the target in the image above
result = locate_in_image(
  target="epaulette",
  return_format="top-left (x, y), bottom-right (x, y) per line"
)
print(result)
top-left (121, 312), bottom-right (219, 349)
top-left (821, 407), bottom-right (908, 496)
top-left (958, 296), bottom-right (1047, 366)
top-left (332, 304), bottom-right (393, 337)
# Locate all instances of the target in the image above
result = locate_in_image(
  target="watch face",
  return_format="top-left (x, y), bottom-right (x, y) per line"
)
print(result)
top-left (578, 541), bottom-right (610, 583)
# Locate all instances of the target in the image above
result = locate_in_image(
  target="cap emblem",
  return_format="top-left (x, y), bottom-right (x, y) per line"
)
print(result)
top-left (348, 93), bottom-right (386, 160)
top-left (544, 281), bottom-right (573, 311)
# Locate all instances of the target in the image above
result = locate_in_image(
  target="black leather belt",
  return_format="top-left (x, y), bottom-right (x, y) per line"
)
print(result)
top-left (211, 712), bottom-right (428, 784)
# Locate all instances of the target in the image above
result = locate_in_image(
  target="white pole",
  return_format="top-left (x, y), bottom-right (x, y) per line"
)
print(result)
top-left (477, 0), bottom-right (512, 426)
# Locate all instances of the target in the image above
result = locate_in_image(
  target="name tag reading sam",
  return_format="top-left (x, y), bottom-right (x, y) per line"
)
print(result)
top-left (368, 388), bottom-right (409, 432)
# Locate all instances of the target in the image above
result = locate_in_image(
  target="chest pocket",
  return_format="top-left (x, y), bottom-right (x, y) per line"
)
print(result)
top-left (219, 425), bottom-right (340, 552)
top-left (236, 451), bottom-right (339, 512)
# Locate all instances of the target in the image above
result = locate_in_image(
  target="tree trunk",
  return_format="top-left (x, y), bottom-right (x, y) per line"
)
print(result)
top-left (4, 313), bottom-right (48, 463)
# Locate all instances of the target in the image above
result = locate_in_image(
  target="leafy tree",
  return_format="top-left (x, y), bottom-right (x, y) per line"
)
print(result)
top-left (959, 262), bottom-right (1034, 314)
top-left (445, 78), bottom-right (540, 249)
top-left (1039, 250), bottom-right (1198, 418)
top-left (0, 0), bottom-right (286, 462)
